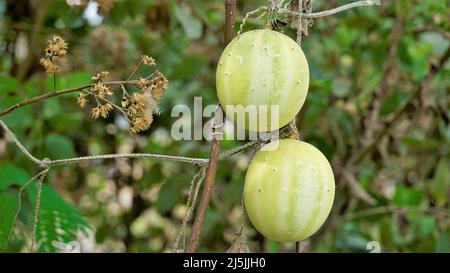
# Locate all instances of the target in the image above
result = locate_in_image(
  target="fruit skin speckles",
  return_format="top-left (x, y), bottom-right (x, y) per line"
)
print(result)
top-left (216, 29), bottom-right (310, 132)
top-left (244, 139), bottom-right (335, 243)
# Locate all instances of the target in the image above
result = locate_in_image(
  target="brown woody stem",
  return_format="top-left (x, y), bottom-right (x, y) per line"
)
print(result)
top-left (184, 0), bottom-right (236, 253)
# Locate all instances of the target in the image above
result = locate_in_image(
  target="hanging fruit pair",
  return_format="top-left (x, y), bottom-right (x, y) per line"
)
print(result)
top-left (216, 29), bottom-right (335, 243)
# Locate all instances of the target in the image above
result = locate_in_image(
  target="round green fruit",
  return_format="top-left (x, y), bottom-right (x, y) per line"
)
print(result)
top-left (244, 139), bottom-right (335, 242)
top-left (216, 29), bottom-right (309, 132)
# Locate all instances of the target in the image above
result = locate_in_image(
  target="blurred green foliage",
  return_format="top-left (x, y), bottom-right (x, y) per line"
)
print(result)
top-left (0, 0), bottom-right (449, 252)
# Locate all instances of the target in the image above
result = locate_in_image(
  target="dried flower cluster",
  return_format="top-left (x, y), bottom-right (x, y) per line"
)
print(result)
top-left (91, 103), bottom-right (113, 119)
top-left (39, 34), bottom-right (169, 135)
top-left (39, 35), bottom-right (68, 74)
top-left (142, 55), bottom-right (156, 66)
top-left (126, 89), bottom-right (160, 134)
top-left (150, 72), bottom-right (168, 103)
top-left (73, 54), bottom-right (168, 134)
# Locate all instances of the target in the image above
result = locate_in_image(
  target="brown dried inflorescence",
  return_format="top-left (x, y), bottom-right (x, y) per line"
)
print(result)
top-left (92, 71), bottom-right (110, 82)
top-left (91, 82), bottom-right (113, 99)
top-left (77, 93), bottom-right (88, 108)
top-left (39, 58), bottom-right (58, 74)
top-left (127, 93), bottom-right (147, 118)
top-left (129, 113), bottom-right (153, 134)
top-left (69, 49), bottom-right (169, 134)
top-left (142, 55), bottom-right (156, 66)
top-left (150, 71), bottom-right (168, 103)
top-left (137, 78), bottom-right (149, 90)
top-left (39, 35), bottom-right (68, 74)
top-left (91, 103), bottom-right (113, 119)
top-left (46, 35), bottom-right (68, 58)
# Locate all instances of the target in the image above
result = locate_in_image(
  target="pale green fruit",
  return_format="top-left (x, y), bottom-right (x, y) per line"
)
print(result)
top-left (216, 29), bottom-right (309, 132)
top-left (244, 139), bottom-right (335, 242)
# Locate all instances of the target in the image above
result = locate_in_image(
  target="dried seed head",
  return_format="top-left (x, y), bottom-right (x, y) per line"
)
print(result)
top-left (121, 96), bottom-right (129, 108)
top-left (45, 35), bottom-right (68, 58)
top-left (92, 71), bottom-right (109, 82)
top-left (127, 92), bottom-right (147, 118)
top-left (99, 103), bottom-right (113, 118)
top-left (39, 58), bottom-right (58, 74)
top-left (129, 113), bottom-right (153, 134)
top-left (91, 106), bottom-right (101, 119)
top-left (141, 55), bottom-right (156, 65)
top-left (150, 72), bottom-right (168, 103)
top-left (137, 77), bottom-right (149, 90)
top-left (91, 82), bottom-right (112, 99)
top-left (77, 93), bottom-right (88, 108)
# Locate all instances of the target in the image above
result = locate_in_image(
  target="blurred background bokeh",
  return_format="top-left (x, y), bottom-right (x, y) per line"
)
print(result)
top-left (0, 0), bottom-right (449, 252)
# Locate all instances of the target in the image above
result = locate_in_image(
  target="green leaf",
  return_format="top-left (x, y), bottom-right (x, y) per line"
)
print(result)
top-left (393, 185), bottom-right (424, 206)
top-left (267, 240), bottom-right (281, 253)
top-left (173, 3), bottom-right (203, 40)
top-left (42, 99), bottom-right (62, 119)
top-left (0, 97), bottom-right (33, 131)
top-left (45, 134), bottom-right (77, 159)
top-left (59, 71), bottom-right (92, 90)
top-left (401, 132), bottom-right (440, 152)
top-left (27, 183), bottom-right (90, 252)
top-left (0, 74), bottom-right (19, 96)
top-left (379, 90), bottom-right (405, 116)
top-left (437, 232), bottom-right (450, 253)
top-left (336, 26), bottom-right (359, 48)
top-left (0, 164), bottom-right (30, 190)
top-left (0, 190), bottom-right (19, 248)
top-left (172, 55), bottom-right (208, 80)
top-left (156, 175), bottom-right (186, 214)
top-left (429, 159), bottom-right (450, 206)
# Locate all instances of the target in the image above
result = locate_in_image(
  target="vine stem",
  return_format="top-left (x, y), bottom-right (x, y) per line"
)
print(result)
top-left (278, 0), bottom-right (380, 18)
top-left (184, 0), bottom-right (236, 253)
top-left (29, 168), bottom-right (49, 252)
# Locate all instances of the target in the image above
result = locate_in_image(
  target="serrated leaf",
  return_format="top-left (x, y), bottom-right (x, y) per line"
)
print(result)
top-left (27, 183), bottom-right (90, 252)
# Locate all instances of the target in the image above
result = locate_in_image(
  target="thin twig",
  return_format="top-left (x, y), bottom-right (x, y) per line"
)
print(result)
top-left (53, 74), bottom-right (56, 94)
top-left (173, 167), bottom-right (206, 252)
top-left (126, 60), bottom-right (143, 82)
top-left (297, 0), bottom-right (303, 44)
top-left (1, 168), bottom-right (49, 251)
top-left (0, 79), bottom-right (143, 118)
top-left (238, 7), bottom-right (267, 35)
top-left (185, 0), bottom-right (236, 253)
top-left (0, 120), bottom-right (42, 166)
top-left (278, 0), bottom-right (381, 18)
top-left (29, 168), bottom-right (49, 252)
top-left (48, 153), bottom-right (208, 166)
top-left (82, 90), bottom-right (131, 122)
top-left (0, 118), bottom-right (289, 170)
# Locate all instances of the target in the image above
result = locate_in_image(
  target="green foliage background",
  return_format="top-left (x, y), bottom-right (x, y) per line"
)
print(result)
top-left (0, 0), bottom-right (449, 252)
